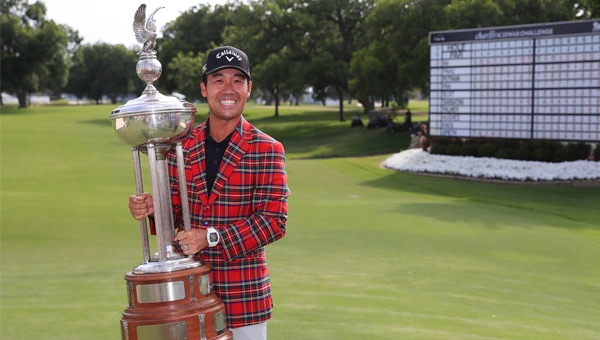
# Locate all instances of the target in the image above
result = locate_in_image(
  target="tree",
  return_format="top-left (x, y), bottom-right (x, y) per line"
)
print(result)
top-left (573, 0), bottom-right (600, 18)
top-left (1, 0), bottom-right (75, 107)
top-left (66, 43), bottom-right (138, 104)
top-left (154, 0), bottom-right (584, 119)
top-left (350, 0), bottom-right (577, 116)
top-left (167, 51), bottom-right (206, 102)
top-left (253, 48), bottom-right (299, 117)
top-left (349, 43), bottom-right (389, 113)
top-left (157, 4), bottom-right (233, 93)
top-left (304, 0), bottom-right (376, 121)
top-left (350, 0), bottom-right (450, 113)
top-left (445, 0), bottom-right (575, 28)
top-left (223, 0), bottom-right (309, 116)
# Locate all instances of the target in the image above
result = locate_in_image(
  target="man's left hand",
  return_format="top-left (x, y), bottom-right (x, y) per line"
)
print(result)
top-left (174, 229), bottom-right (208, 255)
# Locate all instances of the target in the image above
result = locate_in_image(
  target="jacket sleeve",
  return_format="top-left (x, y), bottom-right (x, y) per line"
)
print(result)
top-left (218, 141), bottom-right (290, 262)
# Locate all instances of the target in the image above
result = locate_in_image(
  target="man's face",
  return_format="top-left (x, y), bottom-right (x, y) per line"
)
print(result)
top-left (201, 68), bottom-right (252, 123)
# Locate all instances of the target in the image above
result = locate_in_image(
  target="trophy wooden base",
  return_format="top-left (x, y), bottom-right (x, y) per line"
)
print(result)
top-left (120, 264), bottom-right (232, 340)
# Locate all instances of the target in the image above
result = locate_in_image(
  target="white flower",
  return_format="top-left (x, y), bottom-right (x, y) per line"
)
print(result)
top-left (382, 149), bottom-right (600, 181)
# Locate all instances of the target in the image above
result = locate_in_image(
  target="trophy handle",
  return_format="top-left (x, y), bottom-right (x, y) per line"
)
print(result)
top-left (176, 142), bottom-right (192, 232)
top-left (132, 147), bottom-right (151, 263)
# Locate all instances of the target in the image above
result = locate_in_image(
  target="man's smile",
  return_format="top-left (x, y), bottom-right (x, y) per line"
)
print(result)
top-left (219, 99), bottom-right (237, 105)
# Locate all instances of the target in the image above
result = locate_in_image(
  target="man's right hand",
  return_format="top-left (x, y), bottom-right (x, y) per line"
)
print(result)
top-left (128, 193), bottom-right (154, 220)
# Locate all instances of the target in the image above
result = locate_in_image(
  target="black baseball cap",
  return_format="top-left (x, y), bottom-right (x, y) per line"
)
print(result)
top-left (202, 46), bottom-right (251, 80)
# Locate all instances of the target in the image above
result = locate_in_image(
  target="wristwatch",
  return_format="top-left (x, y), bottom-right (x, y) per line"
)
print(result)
top-left (206, 227), bottom-right (220, 248)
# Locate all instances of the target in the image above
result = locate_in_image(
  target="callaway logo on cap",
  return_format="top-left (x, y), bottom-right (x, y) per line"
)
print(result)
top-left (202, 46), bottom-right (251, 80)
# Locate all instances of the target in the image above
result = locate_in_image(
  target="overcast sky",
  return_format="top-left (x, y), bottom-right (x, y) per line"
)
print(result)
top-left (41, 0), bottom-right (228, 48)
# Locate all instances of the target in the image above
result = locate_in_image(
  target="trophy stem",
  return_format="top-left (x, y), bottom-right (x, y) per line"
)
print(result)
top-left (132, 147), bottom-right (151, 263)
top-left (156, 155), bottom-right (176, 254)
top-left (176, 143), bottom-right (192, 232)
top-left (147, 144), bottom-right (167, 262)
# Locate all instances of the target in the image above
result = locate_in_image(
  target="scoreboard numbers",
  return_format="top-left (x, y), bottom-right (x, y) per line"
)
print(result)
top-left (429, 20), bottom-right (600, 141)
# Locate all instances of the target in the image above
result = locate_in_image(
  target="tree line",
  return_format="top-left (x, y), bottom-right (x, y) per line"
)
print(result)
top-left (2, 0), bottom-right (598, 119)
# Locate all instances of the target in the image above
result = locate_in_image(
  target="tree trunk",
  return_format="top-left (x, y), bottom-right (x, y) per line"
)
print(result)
top-left (17, 91), bottom-right (29, 108)
top-left (358, 97), bottom-right (374, 115)
top-left (263, 92), bottom-right (273, 106)
top-left (337, 87), bottom-right (345, 122)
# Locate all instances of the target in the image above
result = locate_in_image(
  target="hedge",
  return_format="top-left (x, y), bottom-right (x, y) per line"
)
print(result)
top-left (429, 138), bottom-right (595, 162)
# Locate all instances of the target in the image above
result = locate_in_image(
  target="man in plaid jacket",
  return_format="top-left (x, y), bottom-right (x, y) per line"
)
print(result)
top-left (129, 46), bottom-right (289, 340)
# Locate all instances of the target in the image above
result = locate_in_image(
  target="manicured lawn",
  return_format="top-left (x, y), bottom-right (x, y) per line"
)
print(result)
top-left (238, 102), bottom-right (419, 158)
top-left (1, 103), bottom-right (598, 339)
top-left (276, 156), bottom-right (599, 339)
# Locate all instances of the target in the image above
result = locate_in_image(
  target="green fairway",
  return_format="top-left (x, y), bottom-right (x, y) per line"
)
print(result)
top-left (1, 103), bottom-right (599, 339)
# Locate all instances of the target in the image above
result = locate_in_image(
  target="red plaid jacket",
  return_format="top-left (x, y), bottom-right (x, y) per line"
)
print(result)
top-left (166, 117), bottom-right (289, 328)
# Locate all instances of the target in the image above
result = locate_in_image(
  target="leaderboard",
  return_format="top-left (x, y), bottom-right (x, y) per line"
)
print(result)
top-left (429, 20), bottom-right (600, 141)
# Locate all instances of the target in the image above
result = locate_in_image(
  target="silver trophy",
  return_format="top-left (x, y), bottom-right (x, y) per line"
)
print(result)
top-left (110, 4), bottom-right (198, 273)
top-left (110, 5), bottom-right (232, 340)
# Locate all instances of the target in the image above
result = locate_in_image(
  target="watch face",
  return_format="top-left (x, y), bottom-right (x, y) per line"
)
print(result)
top-left (209, 233), bottom-right (218, 242)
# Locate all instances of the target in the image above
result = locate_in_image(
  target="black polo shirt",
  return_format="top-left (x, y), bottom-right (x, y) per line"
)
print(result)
top-left (204, 127), bottom-right (233, 194)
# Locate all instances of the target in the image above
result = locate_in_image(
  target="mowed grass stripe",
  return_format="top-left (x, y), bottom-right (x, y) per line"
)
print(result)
top-left (1, 104), bottom-right (599, 339)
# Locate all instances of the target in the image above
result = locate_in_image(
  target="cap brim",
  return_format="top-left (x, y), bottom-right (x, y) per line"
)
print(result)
top-left (204, 65), bottom-right (251, 80)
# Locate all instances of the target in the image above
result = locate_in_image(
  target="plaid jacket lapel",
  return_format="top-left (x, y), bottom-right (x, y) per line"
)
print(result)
top-left (188, 124), bottom-right (209, 206)
top-left (207, 117), bottom-right (251, 205)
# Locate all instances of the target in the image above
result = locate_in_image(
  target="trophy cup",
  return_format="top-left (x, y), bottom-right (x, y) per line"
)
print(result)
top-left (110, 4), bottom-right (232, 340)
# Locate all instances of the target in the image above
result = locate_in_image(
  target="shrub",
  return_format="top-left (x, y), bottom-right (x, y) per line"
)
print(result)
top-left (496, 138), bottom-right (520, 150)
top-left (427, 138), bottom-right (592, 163)
top-left (533, 147), bottom-right (553, 162)
top-left (520, 140), bottom-right (535, 153)
top-left (532, 140), bottom-right (561, 153)
top-left (446, 143), bottom-right (462, 156)
top-left (430, 143), bottom-right (446, 155)
top-left (594, 145), bottom-right (600, 161)
top-left (461, 141), bottom-right (479, 157)
top-left (513, 147), bottom-right (532, 160)
top-left (553, 147), bottom-right (575, 162)
top-left (477, 143), bottom-right (496, 157)
top-left (495, 148), bottom-right (513, 159)
top-left (567, 143), bottom-right (591, 160)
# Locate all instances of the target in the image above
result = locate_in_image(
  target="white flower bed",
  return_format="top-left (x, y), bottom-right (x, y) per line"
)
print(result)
top-left (382, 149), bottom-right (600, 181)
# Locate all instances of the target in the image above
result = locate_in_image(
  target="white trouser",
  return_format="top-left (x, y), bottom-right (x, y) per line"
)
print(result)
top-left (231, 322), bottom-right (267, 340)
